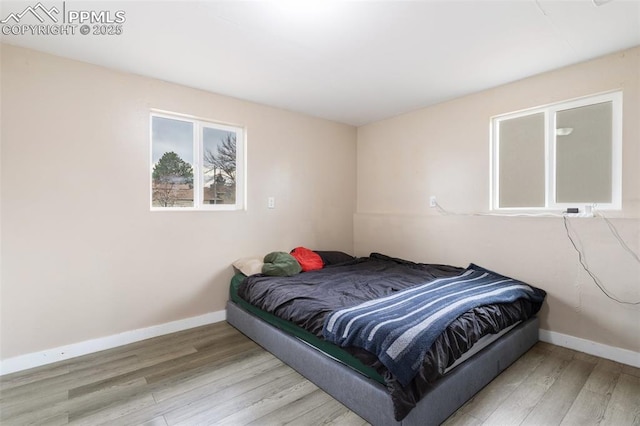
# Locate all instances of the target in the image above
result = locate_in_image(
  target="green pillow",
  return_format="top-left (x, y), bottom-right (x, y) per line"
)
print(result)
top-left (262, 252), bottom-right (302, 277)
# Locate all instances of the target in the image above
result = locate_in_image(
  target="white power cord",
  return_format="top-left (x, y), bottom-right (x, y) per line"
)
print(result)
top-left (432, 200), bottom-right (640, 305)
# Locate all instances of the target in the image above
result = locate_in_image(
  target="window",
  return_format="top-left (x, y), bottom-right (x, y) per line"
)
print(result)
top-left (150, 112), bottom-right (245, 210)
top-left (491, 91), bottom-right (622, 211)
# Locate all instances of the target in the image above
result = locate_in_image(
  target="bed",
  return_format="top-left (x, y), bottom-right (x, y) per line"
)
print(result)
top-left (226, 252), bottom-right (545, 426)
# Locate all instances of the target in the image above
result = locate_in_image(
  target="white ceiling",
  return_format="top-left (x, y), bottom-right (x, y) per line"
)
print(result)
top-left (2, 1), bottom-right (639, 125)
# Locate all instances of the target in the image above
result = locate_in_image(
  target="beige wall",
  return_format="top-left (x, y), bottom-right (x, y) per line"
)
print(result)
top-left (0, 44), bottom-right (356, 359)
top-left (356, 47), bottom-right (640, 353)
top-left (2, 42), bottom-right (638, 364)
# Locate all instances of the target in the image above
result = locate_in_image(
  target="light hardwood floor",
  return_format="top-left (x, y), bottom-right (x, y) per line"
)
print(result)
top-left (1, 322), bottom-right (639, 425)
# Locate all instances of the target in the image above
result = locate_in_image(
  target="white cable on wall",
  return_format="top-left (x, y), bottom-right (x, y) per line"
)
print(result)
top-left (433, 200), bottom-right (564, 218)
top-left (562, 214), bottom-right (639, 305)
top-left (433, 200), bottom-right (640, 305)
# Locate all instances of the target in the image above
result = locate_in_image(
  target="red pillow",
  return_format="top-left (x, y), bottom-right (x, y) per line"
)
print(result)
top-left (290, 247), bottom-right (324, 272)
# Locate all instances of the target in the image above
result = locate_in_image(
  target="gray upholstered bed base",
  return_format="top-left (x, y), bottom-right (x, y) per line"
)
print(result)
top-left (226, 301), bottom-right (539, 426)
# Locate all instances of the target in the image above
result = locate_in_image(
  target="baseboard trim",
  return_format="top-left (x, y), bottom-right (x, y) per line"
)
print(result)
top-left (0, 310), bottom-right (226, 376)
top-left (3, 318), bottom-right (637, 376)
top-left (539, 329), bottom-right (640, 368)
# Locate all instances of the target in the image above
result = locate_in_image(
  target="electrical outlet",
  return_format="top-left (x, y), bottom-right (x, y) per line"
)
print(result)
top-left (268, 197), bottom-right (275, 209)
top-left (429, 196), bottom-right (437, 208)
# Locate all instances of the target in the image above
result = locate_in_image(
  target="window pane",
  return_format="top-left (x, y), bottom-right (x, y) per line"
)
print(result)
top-left (556, 102), bottom-right (612, 203)
top-left (202, 127), bottom-right (237, 205)
top-left (151, 116), bottom-right (194, 207)
top-left (499, 113), bottom-right (545, 208)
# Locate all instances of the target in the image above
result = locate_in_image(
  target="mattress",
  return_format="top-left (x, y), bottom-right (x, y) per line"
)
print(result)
top-left (226, 301), bottom-right (540, 426)
top-left (229, 273), bottom-right (385, 384)
top-left (234, 253), bottom-right (546, 420)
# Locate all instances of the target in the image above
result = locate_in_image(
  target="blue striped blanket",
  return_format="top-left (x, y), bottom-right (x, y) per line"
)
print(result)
top-left (323, 264), bottom-right (546, 387)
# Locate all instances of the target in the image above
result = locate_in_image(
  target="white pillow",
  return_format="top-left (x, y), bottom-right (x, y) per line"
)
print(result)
top-left (232, 257), bottom-right (264, 276)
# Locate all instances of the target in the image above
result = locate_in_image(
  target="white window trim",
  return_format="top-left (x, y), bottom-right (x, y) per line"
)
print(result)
top-left (150, 110), bottom-right (246, 211)
top-left (490, 91), bottom-right (622, 212)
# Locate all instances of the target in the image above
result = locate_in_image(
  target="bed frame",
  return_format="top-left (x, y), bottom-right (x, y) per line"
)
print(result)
top-left (226, 300), bottom-right (539, 426)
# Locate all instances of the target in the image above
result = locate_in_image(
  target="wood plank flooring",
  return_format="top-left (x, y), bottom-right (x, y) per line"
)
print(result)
top-left (1, 322), bottom-right (639, 425)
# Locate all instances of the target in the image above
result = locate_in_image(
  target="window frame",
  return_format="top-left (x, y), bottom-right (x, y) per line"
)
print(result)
top-left (150, 110), bottom-right (246, 211)
top-left (490, 91), bottom-right (622, 212)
